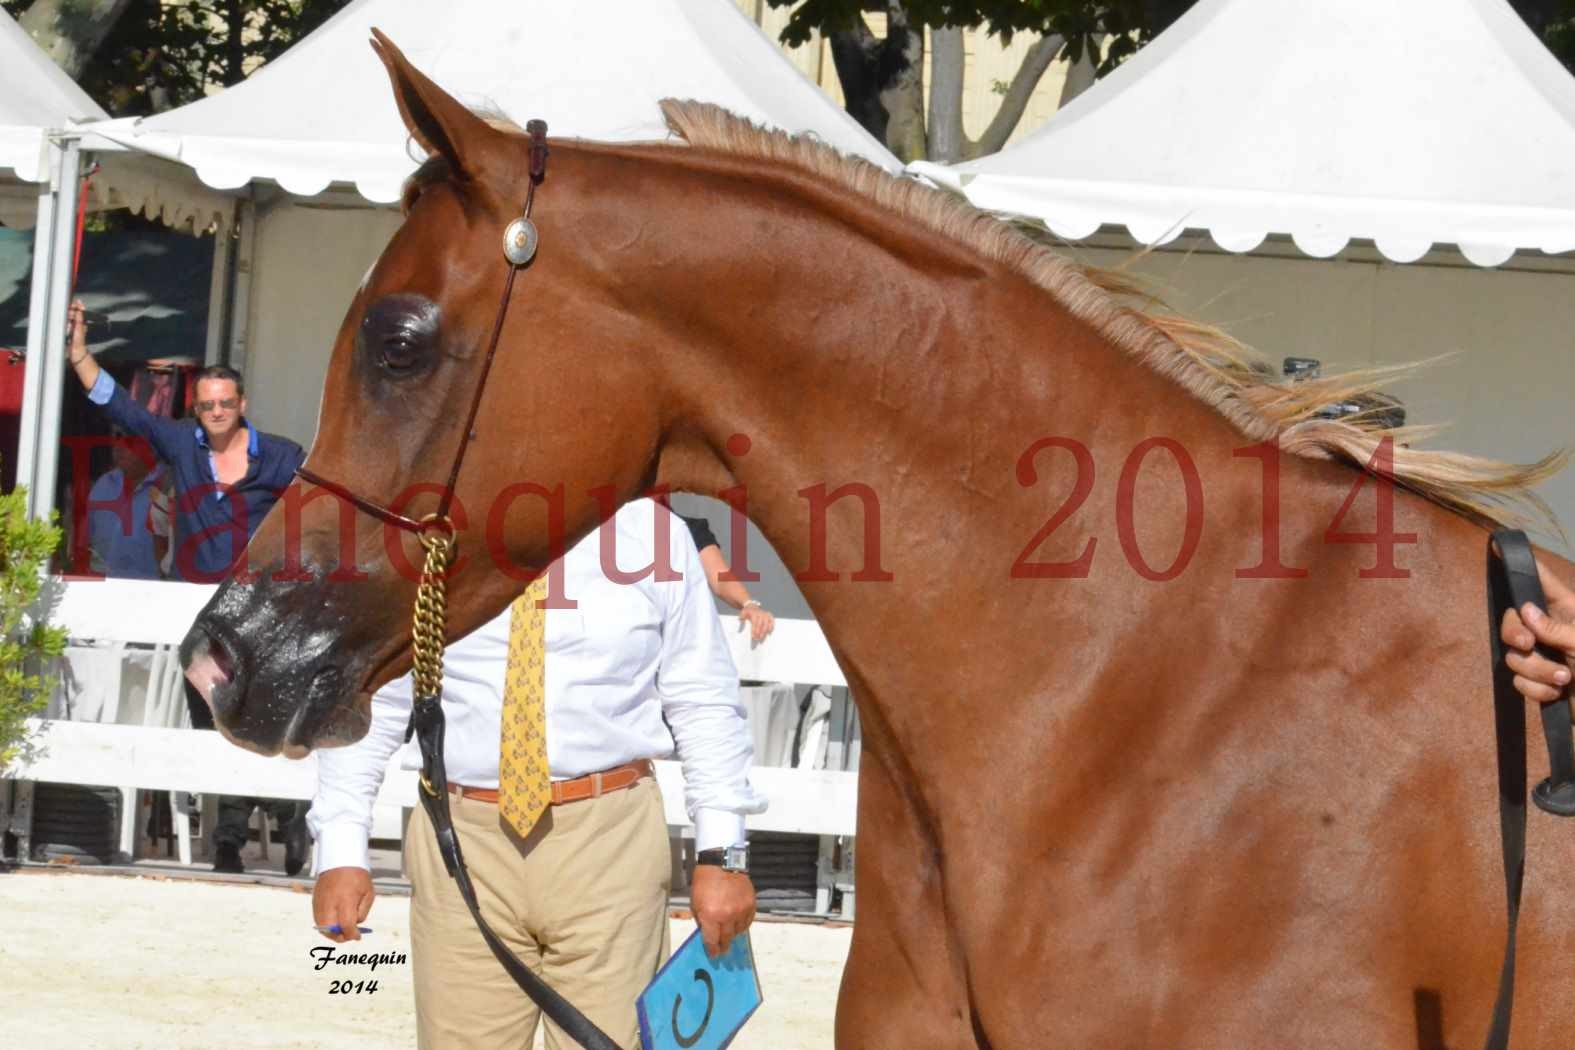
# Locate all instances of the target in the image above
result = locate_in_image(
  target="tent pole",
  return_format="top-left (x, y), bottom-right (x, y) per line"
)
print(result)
top-left (14, 139), bottom-right (69, 518)
top-left (227, 196), bottom-right (257, 373)
top-left (27, 137), bottom-right (81, 523)
top-left (203, 206), bottom-right (235, 366)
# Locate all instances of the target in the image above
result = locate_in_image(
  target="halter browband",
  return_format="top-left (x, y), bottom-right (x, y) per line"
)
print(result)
top-left (295, 119), bottom-right (551, 543)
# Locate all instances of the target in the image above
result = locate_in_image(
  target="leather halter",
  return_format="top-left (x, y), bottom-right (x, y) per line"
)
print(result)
top-left (294, 119), bottom-right (551, 541)
top-left (293, 119), bottom-right (620, 1050)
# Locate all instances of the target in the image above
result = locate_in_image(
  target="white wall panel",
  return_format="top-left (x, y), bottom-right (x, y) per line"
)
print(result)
top-left (243, 199), bottom-right (403, 449)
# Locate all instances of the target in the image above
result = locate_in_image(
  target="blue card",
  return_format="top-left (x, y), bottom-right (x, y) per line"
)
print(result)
top-left (638, 928), bottom-right (763, 1050)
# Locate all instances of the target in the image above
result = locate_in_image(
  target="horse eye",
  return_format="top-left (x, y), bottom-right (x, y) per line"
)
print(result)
top-left (381, 335), bottom-right (420, 373)
top-left (359, 294), bottom-right (440, 379)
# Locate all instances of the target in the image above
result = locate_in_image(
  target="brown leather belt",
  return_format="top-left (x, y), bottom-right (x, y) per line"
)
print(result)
top-left (449, 760), bottom-right (654, 807)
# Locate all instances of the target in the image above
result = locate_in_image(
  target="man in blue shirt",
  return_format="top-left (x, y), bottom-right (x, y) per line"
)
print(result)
top-left (67, 303), bottom-right (305, 584)
top-left (68, 300), bottom-right (310, 875)
top-left (86, 433), bottom-right (168, 580)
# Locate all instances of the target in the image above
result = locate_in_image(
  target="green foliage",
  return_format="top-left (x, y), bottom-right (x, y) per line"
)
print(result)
top-left (769, 1), bottom-right (1190, 64)
top-left (0, 485), bottom-right (67, 768)
top-left (9, 0), bottom-right (1571, 123)
top-left (2, 0), bottom-right (351, 116)
top-left (1521, 0), bottom-right (1575, 70)
top-left (767, 0), bottom-right (1575, 80)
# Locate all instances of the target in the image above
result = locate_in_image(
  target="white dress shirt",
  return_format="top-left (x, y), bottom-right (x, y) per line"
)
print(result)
top-left (309, 498), bottom-right (766, 873)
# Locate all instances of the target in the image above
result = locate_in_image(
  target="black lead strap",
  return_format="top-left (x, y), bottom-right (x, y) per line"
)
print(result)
top-left (1483, 528), bottom-right (1574, 1050)
top-left (409, 694), bottom-right (622, 1050)
top-left (366, 118), bottom-right (618, 1050)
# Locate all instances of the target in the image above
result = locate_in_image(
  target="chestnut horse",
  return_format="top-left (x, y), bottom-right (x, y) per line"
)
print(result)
top-left (182, 34), bottom-right (1575, 1049)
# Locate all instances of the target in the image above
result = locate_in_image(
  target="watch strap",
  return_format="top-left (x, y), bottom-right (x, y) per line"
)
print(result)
top-left (696, 844), bottom-right (749, 872)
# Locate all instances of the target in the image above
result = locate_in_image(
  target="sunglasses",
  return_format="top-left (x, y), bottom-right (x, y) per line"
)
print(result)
top-left (195, 398), bottom-right (240, 413)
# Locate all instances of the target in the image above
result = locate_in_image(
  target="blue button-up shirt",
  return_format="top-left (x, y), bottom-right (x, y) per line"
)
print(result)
top-left (87, 371), bottom-right (305, 582)
top-left (87, 464), bottom-right (167, 580)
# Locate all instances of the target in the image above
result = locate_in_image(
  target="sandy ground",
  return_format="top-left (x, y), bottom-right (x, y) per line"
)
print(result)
top-left (0, 868), bottom-right (851, 1050)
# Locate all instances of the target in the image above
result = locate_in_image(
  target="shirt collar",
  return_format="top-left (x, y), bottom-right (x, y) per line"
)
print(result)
top-left (194, 420), bottom-right (258, 457)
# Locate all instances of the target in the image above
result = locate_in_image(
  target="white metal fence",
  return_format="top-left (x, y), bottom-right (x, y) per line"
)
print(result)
top-left (3, 577), bottom-right (859, 914)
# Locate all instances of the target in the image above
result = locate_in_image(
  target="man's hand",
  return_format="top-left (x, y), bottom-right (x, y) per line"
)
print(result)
top-left (690, 863), bottom-right (755, 957)
top-left (313, 866), bottom-right (375, 944)
top-left (737, 604), bottom-right (775, 645)
top-left (1501, 559), bottom-right (1575, 703)
top-left (67, 300), bottom-right (87, 361)
top-left (65, 299), bottom-right (101, 390)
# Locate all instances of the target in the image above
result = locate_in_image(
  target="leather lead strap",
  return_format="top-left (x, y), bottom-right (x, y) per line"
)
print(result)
top-left (410, 694), bottom-right (621, 1050)
top-left (1482, 528), bottom-right (1572, 1050)
top-left (299, 121), bottom-right (614, 1050)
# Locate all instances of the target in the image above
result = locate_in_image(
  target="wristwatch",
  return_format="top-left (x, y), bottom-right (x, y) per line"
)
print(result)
top-left (695, 843), bottom-right (750, 874)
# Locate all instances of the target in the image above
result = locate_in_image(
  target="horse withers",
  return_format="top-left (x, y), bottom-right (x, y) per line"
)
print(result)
top-left (181, 31), bottom-right (1575, 1050)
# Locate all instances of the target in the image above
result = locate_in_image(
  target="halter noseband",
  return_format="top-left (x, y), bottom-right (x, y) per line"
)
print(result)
top-left (295, 118), bottom-right (551, 542)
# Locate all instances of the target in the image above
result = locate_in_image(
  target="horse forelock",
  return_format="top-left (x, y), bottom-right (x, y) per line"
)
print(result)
top-left (400, 154), bottom-right (453, 215)
top-left (459, 100), bottom-right (1565, 537)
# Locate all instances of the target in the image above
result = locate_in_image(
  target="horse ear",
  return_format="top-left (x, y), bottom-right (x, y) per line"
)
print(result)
top-left (370, 29), bottom-right (501, 183)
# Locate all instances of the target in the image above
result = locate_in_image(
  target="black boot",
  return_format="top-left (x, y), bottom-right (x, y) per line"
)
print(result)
top-left (213, 842), bottom-right (245, 874)
top-left (284, 807), bottom-right (310, 877)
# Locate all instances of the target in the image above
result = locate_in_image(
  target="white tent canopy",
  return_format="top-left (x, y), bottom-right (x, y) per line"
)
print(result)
top-left (911, 0), bottom-right (1575, 267)
top-left (0, 9), bottom-right (105, 225)
top-left (0, 9), bottom-right (105, 180)
top-left (1, 8), bottom-right (103, 516)
top-left (98, 0), bottom-right (898, 221)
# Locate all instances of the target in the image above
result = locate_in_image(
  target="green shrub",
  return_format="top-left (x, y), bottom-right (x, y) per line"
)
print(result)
top-left (0, 485), bottom-right (67, 767)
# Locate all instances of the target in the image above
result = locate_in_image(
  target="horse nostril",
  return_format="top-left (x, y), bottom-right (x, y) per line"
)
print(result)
top-left (184, 632), bottom-right (236, 711)
top-left (209, 634), bottom-right (235, 684)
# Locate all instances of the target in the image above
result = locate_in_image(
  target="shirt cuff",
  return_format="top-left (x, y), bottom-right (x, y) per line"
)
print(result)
top-left (693, 808), bottom-right (747, 853)
top-left (86, 369), bottom-right (116, 405)
top-left (310, 821), bottom-right (372, 876)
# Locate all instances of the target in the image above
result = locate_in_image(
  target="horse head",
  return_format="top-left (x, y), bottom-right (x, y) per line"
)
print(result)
top-left (181, 33), bottom-right (697, 755)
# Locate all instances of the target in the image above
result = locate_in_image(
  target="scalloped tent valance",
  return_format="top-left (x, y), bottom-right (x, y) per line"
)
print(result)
top-left (909, 0), bottom-right (1575, 268)
top-left (91, 0), bottom-right (899, 215)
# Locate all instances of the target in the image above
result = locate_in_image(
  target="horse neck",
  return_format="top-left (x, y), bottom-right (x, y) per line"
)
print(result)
top-left (627, 150), bottom-right (1257, 726)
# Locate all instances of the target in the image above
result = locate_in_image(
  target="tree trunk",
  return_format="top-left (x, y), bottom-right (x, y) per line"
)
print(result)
top-left (18, 0), bottom-right (137, 80)
top-left (927, 25), bottom-right (967, 164)
top-left (878, 3), bottom-right (926, 162)
top-left (225, 0), bottom-right (247, 86)
top-left (828, 19), bottom-right (888, 145)
top-left (827, 4), bottom-right (927, 163)
top-left (1059, 34), bottom-right (1104, 107)
top-left (932, 29), bottom-right (1064, 162)
top-left (967, 33), bottom-right (1063, 160)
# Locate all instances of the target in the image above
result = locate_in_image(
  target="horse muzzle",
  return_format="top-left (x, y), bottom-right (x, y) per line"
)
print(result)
top-left (180, 575), bottom-right (373, 757)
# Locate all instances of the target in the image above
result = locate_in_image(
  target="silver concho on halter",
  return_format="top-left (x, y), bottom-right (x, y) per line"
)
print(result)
top-left (502, 217), bottom-right (538, 267)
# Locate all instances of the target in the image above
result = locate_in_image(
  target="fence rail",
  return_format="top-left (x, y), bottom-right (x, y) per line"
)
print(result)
top-left (7, 578), bottom-right (859, 879)
top-left (11, 718), bottom-right (858, 837)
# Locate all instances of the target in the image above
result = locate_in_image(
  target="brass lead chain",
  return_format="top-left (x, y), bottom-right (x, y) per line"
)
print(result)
top-left (410, 531), bottom-right (454, 702)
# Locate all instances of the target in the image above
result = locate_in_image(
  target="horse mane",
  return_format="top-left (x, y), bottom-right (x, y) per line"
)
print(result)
top-left (450, 103), bottom-right (1564, 533)
top-left (639, 100), bottom-right (1566, 535)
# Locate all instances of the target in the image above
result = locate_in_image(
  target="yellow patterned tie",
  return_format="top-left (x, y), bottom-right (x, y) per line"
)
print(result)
top-left (499, 575), bottom-right (551, 838)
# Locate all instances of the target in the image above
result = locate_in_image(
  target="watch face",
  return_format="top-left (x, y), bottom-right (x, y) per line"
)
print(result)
top-left (724, 845), bottom-right (749, 872)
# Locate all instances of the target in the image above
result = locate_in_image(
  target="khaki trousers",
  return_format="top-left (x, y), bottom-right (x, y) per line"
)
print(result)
top-left (405, 777), bottom-right (672, 1050)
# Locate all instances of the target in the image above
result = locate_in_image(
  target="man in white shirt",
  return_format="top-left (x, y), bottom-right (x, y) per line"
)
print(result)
top-left (308, 498), bottom-right (765, 1049)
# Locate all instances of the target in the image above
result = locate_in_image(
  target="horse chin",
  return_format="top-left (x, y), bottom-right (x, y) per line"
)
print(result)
top-left (202, 669), bottom-right (371, 757)
top-left (301, 690), bottom-right (375, 752)
top-left (189, 656), bottom-right (367, 756)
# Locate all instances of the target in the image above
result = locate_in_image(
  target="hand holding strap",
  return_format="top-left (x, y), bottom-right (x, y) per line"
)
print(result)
top-left (1480, 529), bottom-right (1575, 1050)
top-left (1493, 530), bottom-right (1575, 815)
